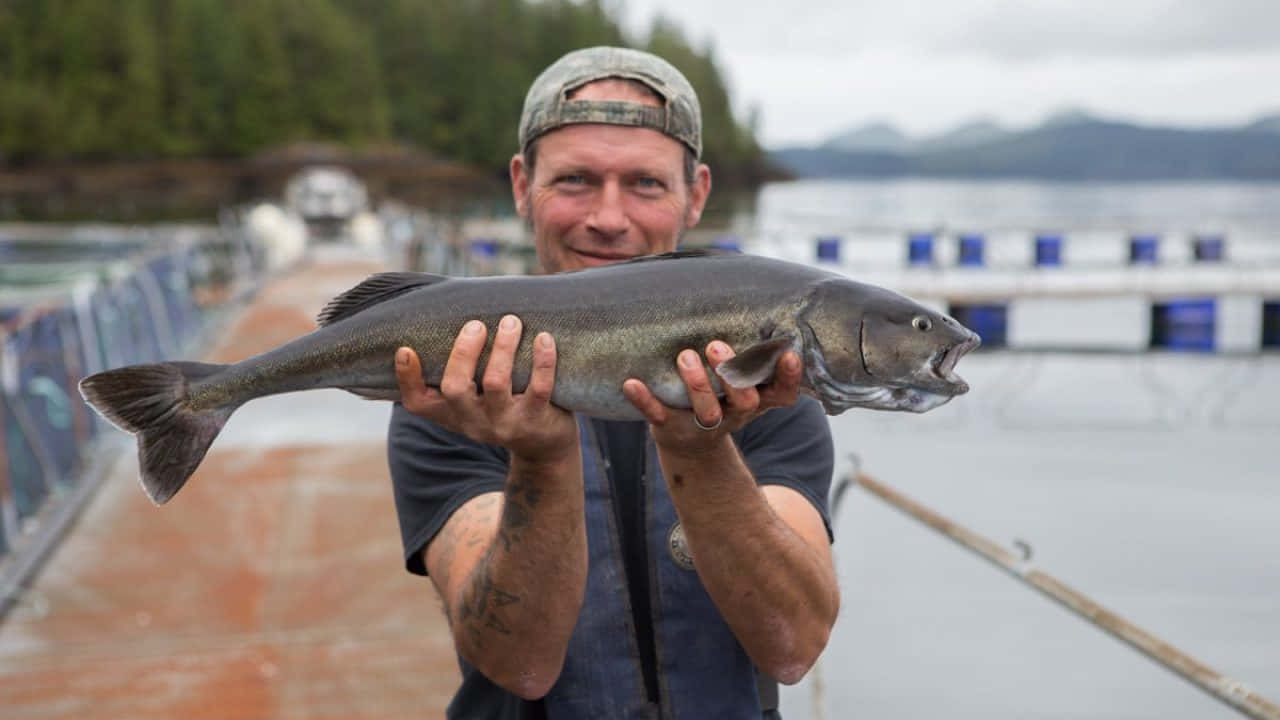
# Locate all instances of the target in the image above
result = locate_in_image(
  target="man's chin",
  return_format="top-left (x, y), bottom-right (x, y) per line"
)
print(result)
top-left (567, 249), bottom-right (640, 269)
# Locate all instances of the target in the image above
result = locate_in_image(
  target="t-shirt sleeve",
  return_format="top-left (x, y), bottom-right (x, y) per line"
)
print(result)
top-left (386, 403), bottom-right (509, 576)
top-left (733, 395), bottom-right (836, 542)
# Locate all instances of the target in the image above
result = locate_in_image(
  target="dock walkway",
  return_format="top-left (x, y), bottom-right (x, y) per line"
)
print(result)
top-left (0, 248), bottom-right (458, 719)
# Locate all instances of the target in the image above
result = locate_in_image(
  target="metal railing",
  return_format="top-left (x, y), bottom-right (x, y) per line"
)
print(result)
top-left (833, 464), bottom-right (1280, 720)
top-left (0, 223), bottom-right (265, 618)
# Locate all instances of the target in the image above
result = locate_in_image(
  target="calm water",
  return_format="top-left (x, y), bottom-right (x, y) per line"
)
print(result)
top-left (721, 180), bottom-right (1280, 719)
top-left (768, 353), bottom-right (1279, 720)
top-left (704, 178), bottom-right (1280, 238)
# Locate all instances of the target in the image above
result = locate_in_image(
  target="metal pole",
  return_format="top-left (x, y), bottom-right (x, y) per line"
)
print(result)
top-left (855, 472), bottom-right (1280, 720)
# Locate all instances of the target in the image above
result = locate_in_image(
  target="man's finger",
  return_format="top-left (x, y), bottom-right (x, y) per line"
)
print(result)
top-left (706, 340), bottom-right (759, 413)
top-left (524, 332), bottom-right (557, 404)
top-left (395, 347), bottom-right (443, 416)
top-left (759, 350), bottom-right (803, 408)
top-left (623, 379), bottom-right (668, 425)
top-left (482, 314), bottom-right (521, 415)
top-left (677, 349), bottom-right (722, 429)
top-left (440, 320), bottom-right (486, 401)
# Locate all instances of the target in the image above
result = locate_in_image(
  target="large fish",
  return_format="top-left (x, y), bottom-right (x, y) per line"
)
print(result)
top-left (80, 251), bottom-right (979, 504)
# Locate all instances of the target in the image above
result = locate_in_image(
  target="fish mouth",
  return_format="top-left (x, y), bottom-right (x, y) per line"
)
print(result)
top-left (931, 332), bottom-right (981, 394)
top-left (803, 333), bottom-right (956, 415)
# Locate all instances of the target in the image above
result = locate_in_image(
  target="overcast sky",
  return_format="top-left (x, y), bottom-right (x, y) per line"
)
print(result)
top-left (617, 0), bottom-right (1280, 147)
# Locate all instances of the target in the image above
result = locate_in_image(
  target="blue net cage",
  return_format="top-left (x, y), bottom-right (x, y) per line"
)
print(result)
top-left (1035, 234), bottom-right (1063, 267)
top-left (1130, 235), bottom-right (1159, 264)
top-left (1193, 235), bottom-right (1225, 262)
top-left (1262, 301), bottom-right (1280, 348)
top-left (958, 235), bottom-right (984, 267)
top-left (1151, 299), bottom-right (1216, 352)
top-left (907, 233), bottom-right (934, 265)
top-left (948, 303), bottom-right (1007, 348)
top-left (815, 236), bottom-right (841, 263)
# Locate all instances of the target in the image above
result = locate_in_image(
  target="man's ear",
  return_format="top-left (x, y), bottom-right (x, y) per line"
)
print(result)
top-left (685, 163), bottom-right (712, 228)
top-left (510, 153), bottom-right (530, 218)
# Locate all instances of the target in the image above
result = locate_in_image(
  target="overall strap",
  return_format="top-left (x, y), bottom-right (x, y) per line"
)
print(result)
top-left (541, 417), bottom-right (656, 719)
top-left (644, 439), bottom-right (764, 718)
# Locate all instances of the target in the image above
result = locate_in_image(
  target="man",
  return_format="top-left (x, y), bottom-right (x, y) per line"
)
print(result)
top-left (388, 46), bottom-right (839, 719)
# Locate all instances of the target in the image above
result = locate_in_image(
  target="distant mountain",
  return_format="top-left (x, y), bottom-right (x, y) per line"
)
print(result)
top-left (821, 122), bottom-right (911, 153)
top-left (915, 118), bottom-right (1009, 153)
top-left (771, 112), bottom-right (1280, 180)
top-left (1245, 113), bottom-right (1280, 133)
top-left (1038, 107), bottom-right (1104, 128)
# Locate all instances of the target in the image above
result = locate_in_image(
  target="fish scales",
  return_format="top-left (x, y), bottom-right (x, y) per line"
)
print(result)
top-left (203, 254), bottom-right (813, 414)
top-left (78, 251), bottom-right (980, 504)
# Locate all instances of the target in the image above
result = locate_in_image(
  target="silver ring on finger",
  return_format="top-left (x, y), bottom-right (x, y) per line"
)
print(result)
top-left (693, 414), bottom-right (722, 431)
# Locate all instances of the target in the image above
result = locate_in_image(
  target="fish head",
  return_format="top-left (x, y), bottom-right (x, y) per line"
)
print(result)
top-left (861, 298), bottom-right (980, 396)
top-left (799, 279), bottom-right (980, 414)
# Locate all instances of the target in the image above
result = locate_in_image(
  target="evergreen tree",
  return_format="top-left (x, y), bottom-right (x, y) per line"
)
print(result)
top-left (0, 0), bottom-right (769, 181)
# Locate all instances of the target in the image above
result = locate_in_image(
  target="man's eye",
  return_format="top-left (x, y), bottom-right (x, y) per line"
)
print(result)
top-left (634, 177), bottom-right (663, 190)
top-left (557, 174), bottom-right (587, 185)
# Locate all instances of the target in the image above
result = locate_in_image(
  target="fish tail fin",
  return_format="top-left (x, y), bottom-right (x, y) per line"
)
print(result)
top-left (79, 361), bottom-right (236, 505)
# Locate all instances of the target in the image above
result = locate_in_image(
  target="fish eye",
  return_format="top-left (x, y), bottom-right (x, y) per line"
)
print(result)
top-left (912, 316), bottom-right (932, 332)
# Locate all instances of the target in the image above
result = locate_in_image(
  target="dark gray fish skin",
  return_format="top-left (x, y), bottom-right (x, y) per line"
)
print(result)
top-left (79, 251), bottom-right (979, 504)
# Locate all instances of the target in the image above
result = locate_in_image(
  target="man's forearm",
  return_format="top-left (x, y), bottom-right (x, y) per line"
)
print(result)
top-left (660, 439), bottom-right (839, 684)
top-left (451, 452), bottom-right (587, 699)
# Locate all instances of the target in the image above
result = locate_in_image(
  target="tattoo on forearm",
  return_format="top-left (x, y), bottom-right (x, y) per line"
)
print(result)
top-left (496, 468), bottom-right (544, 551)
top-left (433, 495), bottom-right (500, 593)
top-left (457, 550), bottom-right (522, 648)
top-left (450, 470), bottom-right (551, 651)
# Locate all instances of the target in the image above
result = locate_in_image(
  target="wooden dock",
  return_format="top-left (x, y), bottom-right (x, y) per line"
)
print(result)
top-left (0, 249), bottom-right (459, 719)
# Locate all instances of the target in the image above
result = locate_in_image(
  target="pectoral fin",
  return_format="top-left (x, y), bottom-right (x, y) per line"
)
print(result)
top-left (715, 335), bottom-right (796, 389)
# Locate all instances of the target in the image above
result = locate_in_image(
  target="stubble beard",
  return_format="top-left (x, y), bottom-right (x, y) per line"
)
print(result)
top-left (524, 190), bottom-right (690, 274)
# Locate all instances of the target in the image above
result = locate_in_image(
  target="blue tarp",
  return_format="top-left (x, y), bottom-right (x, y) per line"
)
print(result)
top-left (7, 312), bottom-right (83, 488)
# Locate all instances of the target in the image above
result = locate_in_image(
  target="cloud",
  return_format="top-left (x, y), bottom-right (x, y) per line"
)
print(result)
top-left (625, 0), bottom-right (1280, 61)
top-left (618, 0), bottom-right (1280, 145)
top-left (936, 0), bottom-right (1280, 61)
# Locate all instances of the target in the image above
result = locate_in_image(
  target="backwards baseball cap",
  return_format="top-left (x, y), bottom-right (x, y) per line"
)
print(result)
top-left (518, 46), bottom-right (702, 158)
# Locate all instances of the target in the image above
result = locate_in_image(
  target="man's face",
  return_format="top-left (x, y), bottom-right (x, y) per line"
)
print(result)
top-left (510, 80), bottom-right (711, 274)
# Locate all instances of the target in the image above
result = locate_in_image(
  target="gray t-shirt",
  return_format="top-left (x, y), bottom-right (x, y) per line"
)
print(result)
top-left (387, 395), bottom-right (835, 719)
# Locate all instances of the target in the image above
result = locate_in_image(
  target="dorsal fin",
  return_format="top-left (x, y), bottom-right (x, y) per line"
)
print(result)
top-left (317, 271), bottom-right (448, 326)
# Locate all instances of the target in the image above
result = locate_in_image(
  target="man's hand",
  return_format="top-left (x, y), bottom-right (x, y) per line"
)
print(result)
top-left (623, 339), bottom-right (836, 682)
top-left (400, 315), bottom-right (587, 699)
top-left (394, 315), bottom-right (578, 465)
top-left (622, 339), bottom-right (803, 455)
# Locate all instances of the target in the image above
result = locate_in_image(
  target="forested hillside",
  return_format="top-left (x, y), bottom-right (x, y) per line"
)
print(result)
top-left (0, 0), bottom-right (767, 181)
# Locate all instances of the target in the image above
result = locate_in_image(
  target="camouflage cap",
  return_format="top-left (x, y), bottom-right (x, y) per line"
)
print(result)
top-left (518, 46), bottom-right (702, 158)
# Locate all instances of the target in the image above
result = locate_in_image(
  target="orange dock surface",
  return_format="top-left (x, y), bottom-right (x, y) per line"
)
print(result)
top-left (0, 250), bottom-right (459, 719)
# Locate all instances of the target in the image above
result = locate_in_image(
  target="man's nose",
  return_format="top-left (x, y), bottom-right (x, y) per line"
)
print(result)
top-left (586, 180), bottom-right (629, 238)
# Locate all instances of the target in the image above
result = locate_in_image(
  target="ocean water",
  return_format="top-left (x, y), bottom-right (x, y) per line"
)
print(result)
top-left (716, 178), bottom-right (1280, 237)
top-left (698, 180), bottom-right (1280, 718)
top-left (772, 352), bottom-right (1280, 720)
